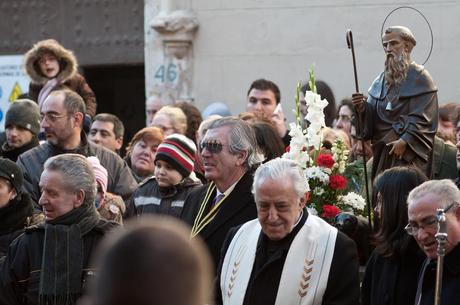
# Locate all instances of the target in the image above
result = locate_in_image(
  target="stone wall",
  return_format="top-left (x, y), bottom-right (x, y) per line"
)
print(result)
top-left (145, 0), bottom-right (460, 121)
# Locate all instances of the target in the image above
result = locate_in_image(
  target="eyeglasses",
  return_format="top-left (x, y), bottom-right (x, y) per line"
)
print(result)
top-left (40, 113), bottom-right (67, 123)
top-left (40, 112), bottom-right (68, 123)
top-left (405, 217), bottom-right (437, 236)
top-left (405, 202), bottom-right (457, 236)
top-left (200, 140), bottom-right (224, 154)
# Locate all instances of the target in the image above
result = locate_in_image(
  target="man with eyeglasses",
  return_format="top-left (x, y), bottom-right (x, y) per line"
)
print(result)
top-left (16, 89), bottom-right (137, 208)
top-left (181, 117), bottom-right (262, 267)
top-left (407, 179), bottom-right (460, 305)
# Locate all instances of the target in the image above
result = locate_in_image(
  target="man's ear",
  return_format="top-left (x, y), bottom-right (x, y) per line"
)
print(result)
top-left (74, 189), bottom-right (85, 208)
top-left (235, 150), bottom-right (249, 167)
top-left (455, 204), bottom-right (460, 221)
top-left (73, 112), bottom-right (84, 128)
top-left (115, 137), bottom-right (123, 150)
top-left (299, 192), bottom-right (309, 209)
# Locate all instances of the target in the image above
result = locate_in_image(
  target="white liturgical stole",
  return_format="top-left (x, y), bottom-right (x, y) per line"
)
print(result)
top-left (221, 214), bottom-right (337, 305)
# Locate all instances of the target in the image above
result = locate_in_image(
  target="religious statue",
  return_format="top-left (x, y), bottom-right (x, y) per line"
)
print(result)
top-left (352, 26), bottom-right (438, 181)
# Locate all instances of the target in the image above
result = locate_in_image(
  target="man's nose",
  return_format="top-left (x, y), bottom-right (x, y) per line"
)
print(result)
top-left (92, 133), bottom-right (101, 142)
top-left (254, 101), bottom-right (263, 111)
top-left (268, 207), bottom-right (278, 220)
top-left (9, 127), bottom-right (18, 136)
top-left (40, 118), bottom-right (49, 128)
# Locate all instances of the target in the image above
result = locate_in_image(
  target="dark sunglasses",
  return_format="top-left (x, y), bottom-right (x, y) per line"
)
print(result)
top-left (200, 140), bottom-right (223, 154)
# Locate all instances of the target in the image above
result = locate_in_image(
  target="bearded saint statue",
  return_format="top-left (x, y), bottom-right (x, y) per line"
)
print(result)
top-left (352, 26), bottom-right (438, 181)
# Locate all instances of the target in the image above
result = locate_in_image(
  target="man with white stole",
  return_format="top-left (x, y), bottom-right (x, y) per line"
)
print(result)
top-left (215, 158), bottom-right (360, 305)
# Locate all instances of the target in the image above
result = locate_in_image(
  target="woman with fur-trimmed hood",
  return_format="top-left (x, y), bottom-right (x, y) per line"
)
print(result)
top-left (24, 39), bottom-right (97, 117)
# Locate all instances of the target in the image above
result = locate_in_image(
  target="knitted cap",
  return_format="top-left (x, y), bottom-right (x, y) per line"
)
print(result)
top-left (5, 99), bottom-right (40, 135)
top-left (86, 156), bottom-right (108, 196)
top-left (155, 134), bottom-right (196, 178)
top-left (0, 158), bottom-right (23, 194)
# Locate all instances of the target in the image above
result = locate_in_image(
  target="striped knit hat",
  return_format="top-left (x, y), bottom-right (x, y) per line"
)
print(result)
top-left (155, 134), bottom-right (196, 178)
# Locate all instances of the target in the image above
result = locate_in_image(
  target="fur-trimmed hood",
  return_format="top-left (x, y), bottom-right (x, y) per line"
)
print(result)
top-left (24, 39), bottom-right (78, 85)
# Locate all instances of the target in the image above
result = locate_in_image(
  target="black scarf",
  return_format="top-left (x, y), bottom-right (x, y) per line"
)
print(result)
top-left (1, 137), bottom-right (40, 162)
top-left (39, 202), bottom-right (100, 305)
top-left (0, 193), bottom-right (34, 234)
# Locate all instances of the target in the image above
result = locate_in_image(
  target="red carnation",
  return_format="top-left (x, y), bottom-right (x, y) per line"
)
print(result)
top-left (329, 175), bottom-right (347, 190)
top-left (285, 145), bottom-right (291, 153)
top-left (321, 204), bottom-right (341, 218)
top-left (317, 154), bottom-right (335, 168)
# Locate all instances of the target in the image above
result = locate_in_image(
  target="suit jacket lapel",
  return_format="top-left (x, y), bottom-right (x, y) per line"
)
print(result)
top-left (199, 170), bottom-right (254, 239)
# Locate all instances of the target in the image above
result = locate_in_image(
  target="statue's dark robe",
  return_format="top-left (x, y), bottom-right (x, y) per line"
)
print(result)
top-left (359, 62), bottom-right (438, 181)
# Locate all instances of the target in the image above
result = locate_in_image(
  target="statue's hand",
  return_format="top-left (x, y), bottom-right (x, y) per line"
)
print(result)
top-left (351, 93), bottom-right (366, 113)
top-left (387, 139), bottom-right (407, 159)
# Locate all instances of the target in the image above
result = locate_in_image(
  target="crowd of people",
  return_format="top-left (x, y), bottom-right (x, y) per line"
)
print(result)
top-left (0, 25), bottom-right (459, 305)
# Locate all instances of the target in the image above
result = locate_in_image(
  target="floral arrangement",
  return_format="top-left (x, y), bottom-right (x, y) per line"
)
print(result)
top-left (283, 67), bottom-right (366, 223)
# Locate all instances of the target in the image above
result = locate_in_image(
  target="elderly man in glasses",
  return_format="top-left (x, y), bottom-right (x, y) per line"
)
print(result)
top-left (181, 117), bottom-right (263, 267)
top-left (406, 179), bottom-right (460, 305)
top-left (17, 89), bottom-right (137, 208)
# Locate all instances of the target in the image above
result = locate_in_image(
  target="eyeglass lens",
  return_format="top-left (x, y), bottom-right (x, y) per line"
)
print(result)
top-left (200, 140), bottom-right (223, 154)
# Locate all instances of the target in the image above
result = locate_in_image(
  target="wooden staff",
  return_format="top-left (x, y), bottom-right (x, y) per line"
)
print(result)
top-left (346, 29), bottom-right (372, 230)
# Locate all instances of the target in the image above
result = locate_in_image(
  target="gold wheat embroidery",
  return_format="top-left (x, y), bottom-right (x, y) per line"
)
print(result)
top-left (298, 258), bottom-right (314, 298)
top-left (227, 245), bottom-right (246, 298)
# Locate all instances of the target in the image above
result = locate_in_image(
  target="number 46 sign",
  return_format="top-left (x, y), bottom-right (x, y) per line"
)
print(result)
top-left (154, 63), bottom-right (178, 84)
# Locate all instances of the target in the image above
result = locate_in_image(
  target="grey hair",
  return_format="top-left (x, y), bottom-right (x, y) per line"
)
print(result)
top-left (385, 26), bottom-right (417, 50)
top-left (43, 153), bottom-right (96, 207)
top-left (407, 179), bottom-right (460, 211)
top-left (207, 117), bottom-right (263, 168)
top-left (48, 89), bottom-right (86, 115)
top-left (252, 158), bottom-right (308, 200)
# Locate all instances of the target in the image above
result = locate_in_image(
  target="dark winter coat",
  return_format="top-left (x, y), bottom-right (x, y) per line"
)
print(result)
top-left (215, 210), bottom-right (360, 305)
top-left (181, 169), bottom-right (257, 268)
top-left (0, 136), bottom-right (40, 162)
top-left (16, 133), bottom-right (138, 205)
top-left (0, 216), bottom-right (116, 305)
top-left (0, 193), bottom-right (35, 257)
top-left (24, 39), bottom-right (96, 117)
top-left (418, 243), bottom-right (460, 305)
top-left (361, 240), bottom-right (425, 305)
top-left (125, 176), bottom-right (202, 218)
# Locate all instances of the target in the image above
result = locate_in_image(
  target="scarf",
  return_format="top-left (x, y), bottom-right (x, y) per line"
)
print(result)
top-left (37, 78), bottom-right (59, 109)
top-left (1, 136), bottom-right (40, 162)
top-left (39, 202), bottom-right (100, 305)
top-left (0, 193), bottom-right (34, 234)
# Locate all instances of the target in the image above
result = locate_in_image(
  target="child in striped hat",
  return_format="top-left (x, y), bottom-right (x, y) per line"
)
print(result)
top-left (125, 134), bottom-right (202, 218)
top-left (154, 134), bottom-right (197, 187)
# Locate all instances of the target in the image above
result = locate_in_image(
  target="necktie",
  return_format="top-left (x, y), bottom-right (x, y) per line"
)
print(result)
top-left (414, 258), bottom-right (431, 305)
top-left (212, 193), bottom-right (225, 207)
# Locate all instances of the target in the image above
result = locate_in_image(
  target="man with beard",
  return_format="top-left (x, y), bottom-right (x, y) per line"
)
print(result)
top-left (17, 89), bottom-right (137, 207)
top-left (352, 26), bottom-right (438, 181)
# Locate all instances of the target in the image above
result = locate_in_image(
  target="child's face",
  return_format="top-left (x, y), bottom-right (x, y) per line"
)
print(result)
top-left (39, 52), bottom-right (60, 79)
top-left (154, 160), bottom-right (184, 187)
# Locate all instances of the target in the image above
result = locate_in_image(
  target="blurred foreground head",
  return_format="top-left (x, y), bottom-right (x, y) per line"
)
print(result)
top-left (88, 216), bottom-right (213, 305)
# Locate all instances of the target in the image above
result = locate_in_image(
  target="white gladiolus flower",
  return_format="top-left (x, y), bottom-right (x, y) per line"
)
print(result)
top-left (304, 91), bottom-right (328, 150)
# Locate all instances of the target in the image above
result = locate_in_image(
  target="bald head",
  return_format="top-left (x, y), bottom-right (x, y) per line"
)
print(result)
top-left (384, 26), bottom-right (417, 52)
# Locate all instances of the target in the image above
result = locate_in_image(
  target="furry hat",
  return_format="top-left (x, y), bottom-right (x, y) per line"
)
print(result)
top-left (5, 99), bottom-right (40, 135)
top-left (24, 39), bottom-right (78, 84)
top-left (155, 134), bottom-right (196, 178)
